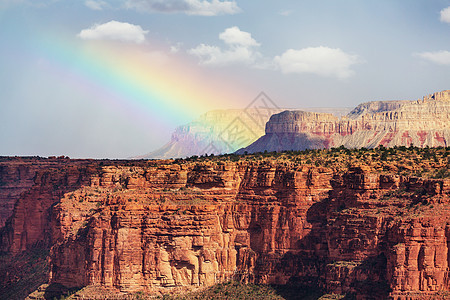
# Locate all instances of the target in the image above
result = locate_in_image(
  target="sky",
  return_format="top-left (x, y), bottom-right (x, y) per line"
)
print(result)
top-left (1, 0), bottom-right (450, 158)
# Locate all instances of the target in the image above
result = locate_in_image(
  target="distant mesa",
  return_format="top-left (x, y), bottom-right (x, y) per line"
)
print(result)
top-left (139, 107), bottom-right (351, 159)
top-left (238, 90), bottom-right (450, 154)
top-left (140, 90), bottom-right (450, 158)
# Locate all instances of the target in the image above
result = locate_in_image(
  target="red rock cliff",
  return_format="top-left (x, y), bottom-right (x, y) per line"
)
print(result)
top-left (0, 158), bottom-right (100, 253)
top-left (1, 153), bottom-right (450, 299)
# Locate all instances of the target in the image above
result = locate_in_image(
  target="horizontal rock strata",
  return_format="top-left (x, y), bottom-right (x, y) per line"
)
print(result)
top-left (1, 154), bottom-right (450, 299)
top-left (240, 90), bottom-right (450, 153)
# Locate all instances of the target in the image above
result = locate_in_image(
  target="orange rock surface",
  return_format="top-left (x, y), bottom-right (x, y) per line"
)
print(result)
top-left (1, 149), bottom-right (450, 299)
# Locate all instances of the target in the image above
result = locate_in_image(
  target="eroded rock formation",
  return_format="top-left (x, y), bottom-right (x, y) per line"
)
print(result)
top-left (1, 150), bottom-right (450, 299)
top-left (240, 90), bottom-right (450, 153)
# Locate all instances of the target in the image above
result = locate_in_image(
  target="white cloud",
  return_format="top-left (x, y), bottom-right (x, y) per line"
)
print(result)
top-left (78, 21), bottom-right (148, 44)
top-left (415, 50), bottom-right (450, 65)
top-left (189, 26), bottom-right (263, 66)
top-left (189, 28), bottom-right (360, 78)
top-left (440, 7), bottom-right (450, 23)
top-left (189, 44), bottom-right (261, 66)
top-left (219, 26), bottom-right (260, 47)
top-left (125, 0), bottom-right (241, 16)
top-left (274, 47), bottom-right (361, 79)
top-left (85, 0), bottom-right (108, 10)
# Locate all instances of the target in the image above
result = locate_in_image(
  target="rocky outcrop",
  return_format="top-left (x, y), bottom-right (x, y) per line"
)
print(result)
top-left (239, 90), bottom-right (450, 153)
top-left (2, 152), bottom-right (450, 299)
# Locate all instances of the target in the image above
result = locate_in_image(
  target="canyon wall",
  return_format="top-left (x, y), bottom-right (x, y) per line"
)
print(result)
top-left (239, 90), bottom-right (450, 153)
top-left (0, 157), bottom-right (99, 254)
top-left (2, 154), bottom-right (450, 299)
top-left (0, 159), bottom-right (38, 228)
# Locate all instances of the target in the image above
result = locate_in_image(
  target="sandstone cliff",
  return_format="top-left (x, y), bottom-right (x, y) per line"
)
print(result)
top-left (239, 90), bottom-right (450, 154)
top-left (2, 147), bottom-right (450, 299)
top-left (0, 158), bottom-right (39, 228)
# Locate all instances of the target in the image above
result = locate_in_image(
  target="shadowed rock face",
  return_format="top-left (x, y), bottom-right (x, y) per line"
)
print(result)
top-left (239, 91), bottom-right (450, 154)
top-left (0, 162), bottom-right (37, 228)
top-left (0, 157), bottom-right (100, 254)
top-left (1, 154), bottom-right (450, 299)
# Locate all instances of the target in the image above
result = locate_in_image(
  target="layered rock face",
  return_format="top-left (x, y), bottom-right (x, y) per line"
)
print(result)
top-left (0, 159), bottom-right (38, 228)
top-left (240, 90), bottom-right (450, 153)
top-left (2, 154), bottom-right (450, 299)
top-left (0, 157), bottom-right (100, 254)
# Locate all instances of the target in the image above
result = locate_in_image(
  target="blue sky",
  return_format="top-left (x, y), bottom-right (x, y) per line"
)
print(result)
top-left (1, 0), bottom-right (450, 158)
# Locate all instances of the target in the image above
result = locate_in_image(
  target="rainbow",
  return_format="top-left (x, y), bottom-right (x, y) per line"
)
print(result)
top-left (23, 26), bottom-right (252, 131)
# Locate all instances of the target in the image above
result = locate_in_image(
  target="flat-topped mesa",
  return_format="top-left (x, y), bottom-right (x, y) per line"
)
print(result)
top-left (266, 111), bottom-right (339, 134)
top-left (139, 108), bottom-right (285, 159)
top-left (240, 90), bottom-right (450, 153)
top-left (140, 107), bottom-right (352, 159)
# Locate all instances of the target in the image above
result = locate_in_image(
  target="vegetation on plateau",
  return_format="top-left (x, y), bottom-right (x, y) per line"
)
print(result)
top-left (177, 145), bottom-right (450, 179)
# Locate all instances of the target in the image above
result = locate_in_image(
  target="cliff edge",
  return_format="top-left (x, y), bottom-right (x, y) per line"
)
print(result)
top-left (1, 147), bottom-right (450, 299)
